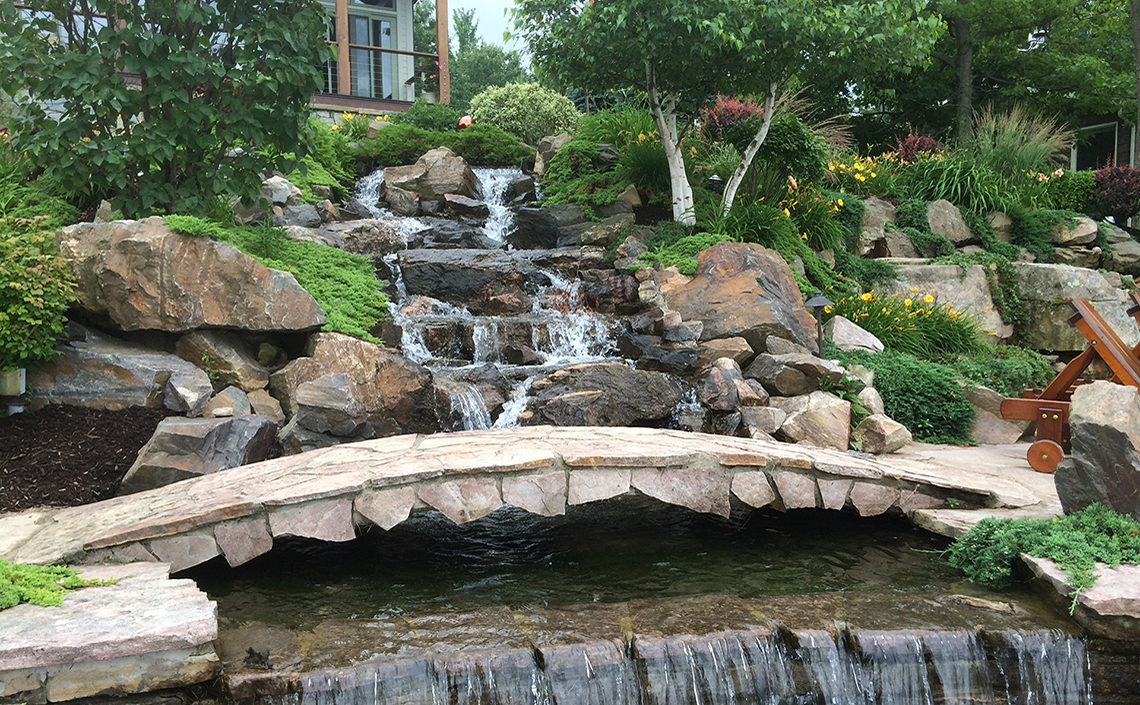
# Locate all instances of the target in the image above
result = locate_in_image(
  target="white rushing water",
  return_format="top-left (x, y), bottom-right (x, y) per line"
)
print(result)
top-left (471, 166), bottom-right (523, 242)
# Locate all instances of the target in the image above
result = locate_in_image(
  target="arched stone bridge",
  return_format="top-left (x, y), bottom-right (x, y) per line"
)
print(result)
top-left (0, 427), bottom-right (1049, 572)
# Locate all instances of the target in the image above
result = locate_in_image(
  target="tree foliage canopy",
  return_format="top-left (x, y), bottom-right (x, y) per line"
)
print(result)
top-left (0, 0), bottom-right (329, 217)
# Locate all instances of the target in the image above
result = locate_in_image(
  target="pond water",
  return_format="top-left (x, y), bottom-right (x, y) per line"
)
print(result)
top-left (193, 501), bottom-right (986, 632)
top-left (192, 500), bottom-right (1098, 704)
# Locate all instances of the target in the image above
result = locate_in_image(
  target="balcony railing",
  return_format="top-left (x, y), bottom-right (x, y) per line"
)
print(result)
top-left (319, 44), bottom-right (441, 104)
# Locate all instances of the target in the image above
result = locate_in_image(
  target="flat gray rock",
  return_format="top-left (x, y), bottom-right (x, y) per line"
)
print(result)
top-left (0, 562), bottom-right (218, 701)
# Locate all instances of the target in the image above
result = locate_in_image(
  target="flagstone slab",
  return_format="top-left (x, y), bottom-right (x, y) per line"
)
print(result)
top-left (772, 471), bottom-right (818, 509)
top-left (417, 477), bottom-right (503, 524)
top-left (0, 561), bottom-right (216, 672)
top-left (567, 468), bottom-right (631, 506)
top-left (502, 471), bottom-right (567, 517)
top-left (355, 487), bottom-right (417, 530)
top-left (147, 529), bottom-right (221, 573)
top-left (268, 498), bottom-right (355, 542)
top-left (818, 479), bottom-right (853, 510)
top-left (730, 472), bottom-right (777, 508)
top-left (849, 483), bottom-right (900, 517)
top-left (0, 432), bottom-right (1063, 569)
top-left (631, 466), bottom-right (731, 517)
top-left (214, 517), bottom-right (274, 567)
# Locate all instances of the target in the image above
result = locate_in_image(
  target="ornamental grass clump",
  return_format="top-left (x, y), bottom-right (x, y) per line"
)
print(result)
top-left (949, 504), bottom-right (1140, 614)
top-left (829, 290), bottom-right (986, 360)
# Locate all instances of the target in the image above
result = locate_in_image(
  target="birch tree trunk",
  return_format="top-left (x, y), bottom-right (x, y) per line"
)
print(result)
top-left (646, 61), bottom-right (696, 226)
top-left (720, 81), bottom-right (778, 215)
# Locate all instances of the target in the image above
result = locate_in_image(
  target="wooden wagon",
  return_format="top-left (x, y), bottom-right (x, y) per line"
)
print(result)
top-left (1000, 298), bottom-right (1140, 473)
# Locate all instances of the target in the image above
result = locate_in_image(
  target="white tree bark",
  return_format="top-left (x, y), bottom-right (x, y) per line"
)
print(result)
top-left (646, 61), bottom-right (695, 226)
top-left (720, 81), bottom-right (779, 215)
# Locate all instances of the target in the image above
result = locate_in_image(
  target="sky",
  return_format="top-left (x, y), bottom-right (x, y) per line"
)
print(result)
top-left (450, 0), bottom-right (519, 50)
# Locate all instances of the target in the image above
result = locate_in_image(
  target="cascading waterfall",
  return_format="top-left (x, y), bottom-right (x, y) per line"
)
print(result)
top-left (1002, 630), bottom-right (1091, 705)
top-left (436, 379), bottom-right (493, 431)
top-left (925, 631), bottom-right (993, 705)
top-left (271, 628), bottom-right (1092, 705)
top-left (492, 376), bottom-right (536, 429)
top-left (471, 167), bottom-right (523, 243)
top-left (533, 269), bottom-right (617, 363)
top-left (856, 632), bottom-right (932, 705)
top-left (352, 169), bottom-right (387, 218)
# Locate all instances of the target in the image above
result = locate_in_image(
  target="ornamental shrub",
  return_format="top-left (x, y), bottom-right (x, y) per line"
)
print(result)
top-left (352, 124), bottom-right (529, 168)
top-left (949, 504), bottom-right (1140, 613)
top-left (442, 124), bottom-right (533, 166)
top-left (0, 0), bottom-right (329, 218)
top-left (0, 217), bottom-right (76, 371)
top-left (892, 131), bottom-right (945, 163)
top-left (700, 94), bottom-right (765, 153)
top-left (391, 99), bottom-right (462, 133)
top-left (754, 113), bottom-right (828, 185)
top-left (1045, 169), bottom-right (1094, 213)
top-left (1091, 165), bottom-right (1140, 224)
top-left (469, 83), bottom-right (580, 146)
top-left (538, 140), bottom-right (624, 206)
top-left (164, 216), bottom-right (388, 340)
top-left (835, 348), bottom-right (975, 444)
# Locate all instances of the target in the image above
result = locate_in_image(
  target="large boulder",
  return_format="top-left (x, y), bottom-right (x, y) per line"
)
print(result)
top-left (743, 352), bottom-right (843, 397)
top-left (510, 205), bottom-right (634, 250)
top-left (27, 325), bottom-right (212, 415)
top-left (926, 200), bottom-right (972, 244)
top-left (1051, 216), bottom-right (1098, 245)
top-left (119, 415), bottom-right (277, 494)
top-left (1106, 239), bottom-right (1140, 277)
top-left (175, 330), bottom-right (269, 393)
top-left (382, 146), bottom-right (482, 205)
top-left (854, 414), bottom-right (912, 454)
top-left (824, 315), bottom-right (884, 353)
top-left (520, 362), bottom-right (683, 427)
top-left (857, 197), bottom-right (896, 255)
top-left (878, 261), bottom-right (1012, 341)
top-left (1055, 381), bottom-right (1140, 520)
top-left (663, 242), bottom-right (816, 352)
top-left (397, 249), bottom-right (550, 307)
top-left (534, 133), bottom-right (573, 176)
top-left (773, 391), bottom-right (851, 450)
top-left (316, 218), bottom-right (421, 257)
top-left (269, 332), bottom-right (438, 446)
top-left (1013, 263), bottom-right (1139, 351)
top-left (56, 218), bottom-right (325, 332)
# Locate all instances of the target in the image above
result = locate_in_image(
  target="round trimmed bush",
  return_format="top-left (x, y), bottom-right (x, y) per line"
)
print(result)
top-left (469, 83), bottom-right (580, 146)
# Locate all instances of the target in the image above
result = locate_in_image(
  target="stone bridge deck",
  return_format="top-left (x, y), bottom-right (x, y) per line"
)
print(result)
top-left (0, 427), bottom-right (1055, 573)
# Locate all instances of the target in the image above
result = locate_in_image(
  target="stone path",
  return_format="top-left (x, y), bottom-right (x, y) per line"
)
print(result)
top-left (0, 427), bottom-right (1055, 572)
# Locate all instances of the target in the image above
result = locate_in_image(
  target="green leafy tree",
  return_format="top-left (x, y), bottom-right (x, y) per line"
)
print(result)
top-left (0, 0), bottom-right (330, 217)
top-left (928, 0), bottom-right (1109, 139)
top-left (512, 0), bottom-right (940, 225)
top-left (449, 10), bottom-right (530, 112)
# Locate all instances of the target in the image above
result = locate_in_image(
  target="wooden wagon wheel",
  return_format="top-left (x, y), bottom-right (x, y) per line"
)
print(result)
top-left (1027, 439), bottom-right (1064, 474)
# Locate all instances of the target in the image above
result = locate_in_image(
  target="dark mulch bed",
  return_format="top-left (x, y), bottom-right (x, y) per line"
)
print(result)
top-left (0, 405), bottom-right (171, 513)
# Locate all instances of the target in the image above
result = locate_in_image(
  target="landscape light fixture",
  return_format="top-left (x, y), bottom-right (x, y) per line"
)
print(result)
top-left (803, 290), bottom-right (835, 354)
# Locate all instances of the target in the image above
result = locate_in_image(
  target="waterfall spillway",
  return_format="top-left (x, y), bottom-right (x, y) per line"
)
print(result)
top-left (256, 628), bottom-right (1091, 705)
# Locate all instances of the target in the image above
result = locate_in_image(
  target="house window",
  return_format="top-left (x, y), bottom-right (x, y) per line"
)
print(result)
top-left (1073, 124), bottom-right (1117, 171)
top-left (349, 14), bottom-right (393, 99)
